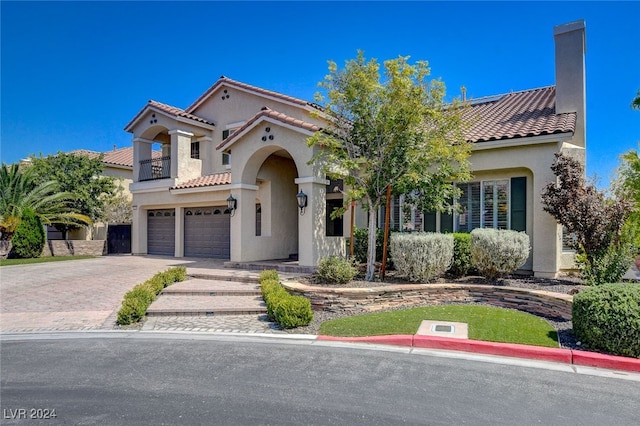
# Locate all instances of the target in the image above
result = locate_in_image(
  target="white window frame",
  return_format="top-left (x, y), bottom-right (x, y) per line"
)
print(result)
top-left (454, 179), bottom-right (511, 231)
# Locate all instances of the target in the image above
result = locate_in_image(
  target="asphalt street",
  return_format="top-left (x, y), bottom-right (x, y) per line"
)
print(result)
top-left (1, 334), bottom-right (639, 425)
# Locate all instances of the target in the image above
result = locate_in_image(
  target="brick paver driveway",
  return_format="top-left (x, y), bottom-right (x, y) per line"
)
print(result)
top-left (0, 256), bottom-right (189, 332)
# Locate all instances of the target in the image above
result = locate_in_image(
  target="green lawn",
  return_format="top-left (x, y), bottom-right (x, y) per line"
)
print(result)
top-left (0, 255), bottom-right (95, 267)
top-left (319, 305), bottom-right (559, 348)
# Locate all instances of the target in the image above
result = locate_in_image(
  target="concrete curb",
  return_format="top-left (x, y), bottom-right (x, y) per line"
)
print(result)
top-left (317, 334), bottom-right (640, 373)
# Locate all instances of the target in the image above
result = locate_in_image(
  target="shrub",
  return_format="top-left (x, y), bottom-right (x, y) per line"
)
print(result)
top-left (390, 233), bottom-right (453, 282)
top-left (471, 228), bottom-right (530, 281)
top-left (116, 266), bottom-right (186, 325)
top-left (350, 227), bottom-right (388, 264)
top-left (316, 256), bottom-right (358, 284)
top-left (260, 276), bottom-right (313, 327)
top-left (448, 233), bottom-right (473, 277)
top-left (9, 208), bottom-right (45, 259)
top-left (273, 296), bottom-right (313, 328)
top-left (259, 269), bottom-right (279, 283)
top-left (572, 283), bottom-right (640, 358)
top-left (577, 240), bottom-right (635, 286)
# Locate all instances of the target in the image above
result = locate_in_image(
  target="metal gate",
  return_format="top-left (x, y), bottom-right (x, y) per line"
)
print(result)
top-left (147, 209), bottom-right (175, 256)
top-left (107, 224), bottom-right (131, 254)
top-left (184, 207), bottom-right (230, 258)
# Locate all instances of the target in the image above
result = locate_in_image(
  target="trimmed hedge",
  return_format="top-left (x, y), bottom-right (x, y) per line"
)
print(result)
top-left (316, 256), bottom-right (358, 284)
top-left (471, 228), bottom-right (530, 280)
top-left (9, 208), bottom-right (45, 259)
top-left (390, 233), bottom-right (454, 282)
top-left (448, 233), bottom-right (473, 277)
top-left (116, 266), bottom-right (187, 325)
top-left (572, 283), bottom-right (640, 358)
top-left (259, 270), bottom-right (313, 328)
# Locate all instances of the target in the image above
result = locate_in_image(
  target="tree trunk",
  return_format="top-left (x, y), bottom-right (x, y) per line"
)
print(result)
top-left (365, 199), bottom-right (378, 281)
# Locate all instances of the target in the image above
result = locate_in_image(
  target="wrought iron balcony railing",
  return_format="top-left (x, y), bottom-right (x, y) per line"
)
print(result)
top-left (138, 156), bottom-right (171, 181)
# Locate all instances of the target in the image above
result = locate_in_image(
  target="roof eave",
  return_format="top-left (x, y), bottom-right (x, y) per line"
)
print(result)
top-left (471, 131), bottom-right (574, 151)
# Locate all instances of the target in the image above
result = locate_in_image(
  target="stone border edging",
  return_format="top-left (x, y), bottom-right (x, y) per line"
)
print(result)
top-left (318, 334), bottom-right (640, 373)
top-left (282, 281), bottom-right (573, 320)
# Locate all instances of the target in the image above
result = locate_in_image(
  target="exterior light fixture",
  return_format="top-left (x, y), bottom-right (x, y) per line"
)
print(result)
top-left (226, 194), bottom-right (237, 216)
top-left (296, 190), bottom-right (307, 215)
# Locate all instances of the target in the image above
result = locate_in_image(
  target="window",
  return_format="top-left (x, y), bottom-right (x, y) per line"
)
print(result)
top-left (425, 177), bottom-right (526, 233)
top-left (256, 203), bottom-right (262, 236)
top-left (222, 152), bottom-right (231, 166)
top-left (190, 141), bottom-right (200, 159)
top-left (326, 199), bottom-right (344, 237)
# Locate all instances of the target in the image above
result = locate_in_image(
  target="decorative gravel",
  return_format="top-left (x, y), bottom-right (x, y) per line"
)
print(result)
top-left (285, 272), bottom-right (587, 350)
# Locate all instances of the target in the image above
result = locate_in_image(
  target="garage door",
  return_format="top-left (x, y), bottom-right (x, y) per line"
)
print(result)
top-left (147, 209), bottom-right (175, 256)
top-left (184, 207), bottom-right (230, 258)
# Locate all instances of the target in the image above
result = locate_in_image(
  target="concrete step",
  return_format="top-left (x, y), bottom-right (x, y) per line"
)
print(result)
top-left (224, 261), bottom-right (316, 275)
top-left (147, 295), bottom-right (267, 317)
top-left (162, 279), bottom-right (261, 296)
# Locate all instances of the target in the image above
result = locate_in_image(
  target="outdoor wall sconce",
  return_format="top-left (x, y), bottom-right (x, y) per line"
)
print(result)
top-left (226, 194), bottom-right (237, 216)
top-left (296, 190), bottom-right (307, 215)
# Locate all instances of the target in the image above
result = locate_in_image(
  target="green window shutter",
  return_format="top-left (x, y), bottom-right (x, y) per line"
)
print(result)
top-left (424, 211), bottom-right (437, 232)
top-left (441, 210), bottom-right (454, 233)
top-left (510, 177), bottom-right (527, 232)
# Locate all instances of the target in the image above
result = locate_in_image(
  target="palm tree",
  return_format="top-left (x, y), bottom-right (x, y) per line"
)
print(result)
top-left (0, 163), bottom-right (91, 241)
top-left (633, 90), bottom-right (640, 110)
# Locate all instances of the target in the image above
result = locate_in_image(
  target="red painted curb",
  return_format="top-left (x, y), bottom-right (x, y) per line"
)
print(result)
top-left (412, 335), bottom-right (572, 364)
top-left (571, 350), bottom-right (640, 373)
top-left (317, 335), bottom-right (414, 347)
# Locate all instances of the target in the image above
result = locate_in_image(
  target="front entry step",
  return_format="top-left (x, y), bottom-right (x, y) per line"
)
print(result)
top-left (146, 295), bottom-right (267, 317)
top-left (161, 278), bottom-right (261, 296)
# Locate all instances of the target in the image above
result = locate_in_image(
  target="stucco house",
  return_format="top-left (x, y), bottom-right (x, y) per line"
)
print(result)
top-left (124, 21), bottom-right (586, 278)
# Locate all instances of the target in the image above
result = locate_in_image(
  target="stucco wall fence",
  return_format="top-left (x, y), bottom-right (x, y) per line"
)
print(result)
top-left (42, 240), bottom-right (107, 257)
top-left (282, 282), bottom-right (573, 321)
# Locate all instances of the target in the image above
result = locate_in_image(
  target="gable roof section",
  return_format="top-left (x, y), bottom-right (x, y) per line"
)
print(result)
top-left (186, 76), bottom-right (323, 114)
top-left (216, 107), bottom-right (321, 151)
top-left (171, 172), bottom-right (232, 190)
top-left (124, 100), bottom-right (215, 132)
top-left (69, 147), bottom-right (161, 169)
top-left (463, 86), bottom-right (576, 143)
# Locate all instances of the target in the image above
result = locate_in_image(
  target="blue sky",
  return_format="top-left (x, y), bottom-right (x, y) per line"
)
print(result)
top-left (2, 1), bottom-right (639, 188)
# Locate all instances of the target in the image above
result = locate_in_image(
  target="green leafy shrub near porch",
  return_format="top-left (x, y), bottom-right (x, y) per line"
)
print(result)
top-left (116, 266), bottom-right (187, 325)
top-left (471, 228), bottom-right (530, 281)
top-left (572, 283), bottom-right (640, 358)
top-left (448, 233), bottom-right (473, 277)
top-left (259, 270), bottom-right (313, 328)
top-left (390, 233), bottom-right (453, 282)
top-left (316, 256), bottom-right (358, 284)
top-left (9, 208), bottom-right (45, 259)
top-left (350, 227), bottom-right (388, 264)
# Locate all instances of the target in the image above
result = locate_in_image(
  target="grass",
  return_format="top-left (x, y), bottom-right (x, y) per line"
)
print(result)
top-left (0, 255), bottom-right (95, 267)
top-left (319, 305), bottom-right (559, 348)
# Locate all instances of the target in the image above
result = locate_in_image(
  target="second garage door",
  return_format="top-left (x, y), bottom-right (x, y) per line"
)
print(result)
top-left (184, 207), bottom-right (230, 258)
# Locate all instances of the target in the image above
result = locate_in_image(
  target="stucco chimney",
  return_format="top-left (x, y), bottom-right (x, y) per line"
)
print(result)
top-left (554, 20), bottom-right (586, 148)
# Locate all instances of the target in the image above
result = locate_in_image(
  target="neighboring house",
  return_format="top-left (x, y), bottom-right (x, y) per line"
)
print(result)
top-left (124, 21), bottom-right (586, 278)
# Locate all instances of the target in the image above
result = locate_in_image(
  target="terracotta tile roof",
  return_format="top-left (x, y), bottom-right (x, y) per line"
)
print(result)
top-left (171, 172), bottom-right (232, 190)
top-left (124, 100), bottom-right (214, 131)
top-left (217, 107), bottom-right (321, 151)
top-left (69, 147), bottom-right (161, 169)
top-left (463, 86), bottom-right (576, 143)
top-left (186, 76), bottom-right (322, 114)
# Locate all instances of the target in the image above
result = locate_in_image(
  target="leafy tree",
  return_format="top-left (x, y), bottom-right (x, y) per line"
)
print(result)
top-left (0, 163), bottom-right (92, 241)
top-left (541, 152), bottom-right (633, 285)
top-left (29, 152), bottom-right (115, 235)
top-left (308, 52), bottom-right (471, 281)
top-left (632, 89), bottom-right (640, 110)
top-left (103, 179), bottom-right (132, 224)
top-left (9, 207), bottom-right (45, 258)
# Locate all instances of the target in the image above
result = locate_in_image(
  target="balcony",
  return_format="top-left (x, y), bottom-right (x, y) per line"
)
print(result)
top-left (139, 156), bottom-right (171, 181)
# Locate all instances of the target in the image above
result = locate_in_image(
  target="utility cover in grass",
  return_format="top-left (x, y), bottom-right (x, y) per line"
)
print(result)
top-left (319, 305), bottom-right (559, 348)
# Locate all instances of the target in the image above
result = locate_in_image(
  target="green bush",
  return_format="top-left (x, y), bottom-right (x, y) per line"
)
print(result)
top-left (572, 283), bottom-right (640, 358)
top-left (577, 241), bottom-right (635, 286)
top-left (259, 269), bottom-right (279, 283)
top-left (448, 233), bottom-right (473, 277)
top-left (471, 228), bottom-right (530, 281)
top-left (316, 256), bottom-right (358, 284)
top-left (273, 295), bottom-right (313, 328)
top-left (9, 208), bottom-right (45, 259)
top-left (116, 267), bottom-right (187, 325)
top-left (390, 233), bottom-right (453, 282)
top-left (260, 276), bottom-right (313, 327)
top-left (350, 227), bottom-right (387, 264)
